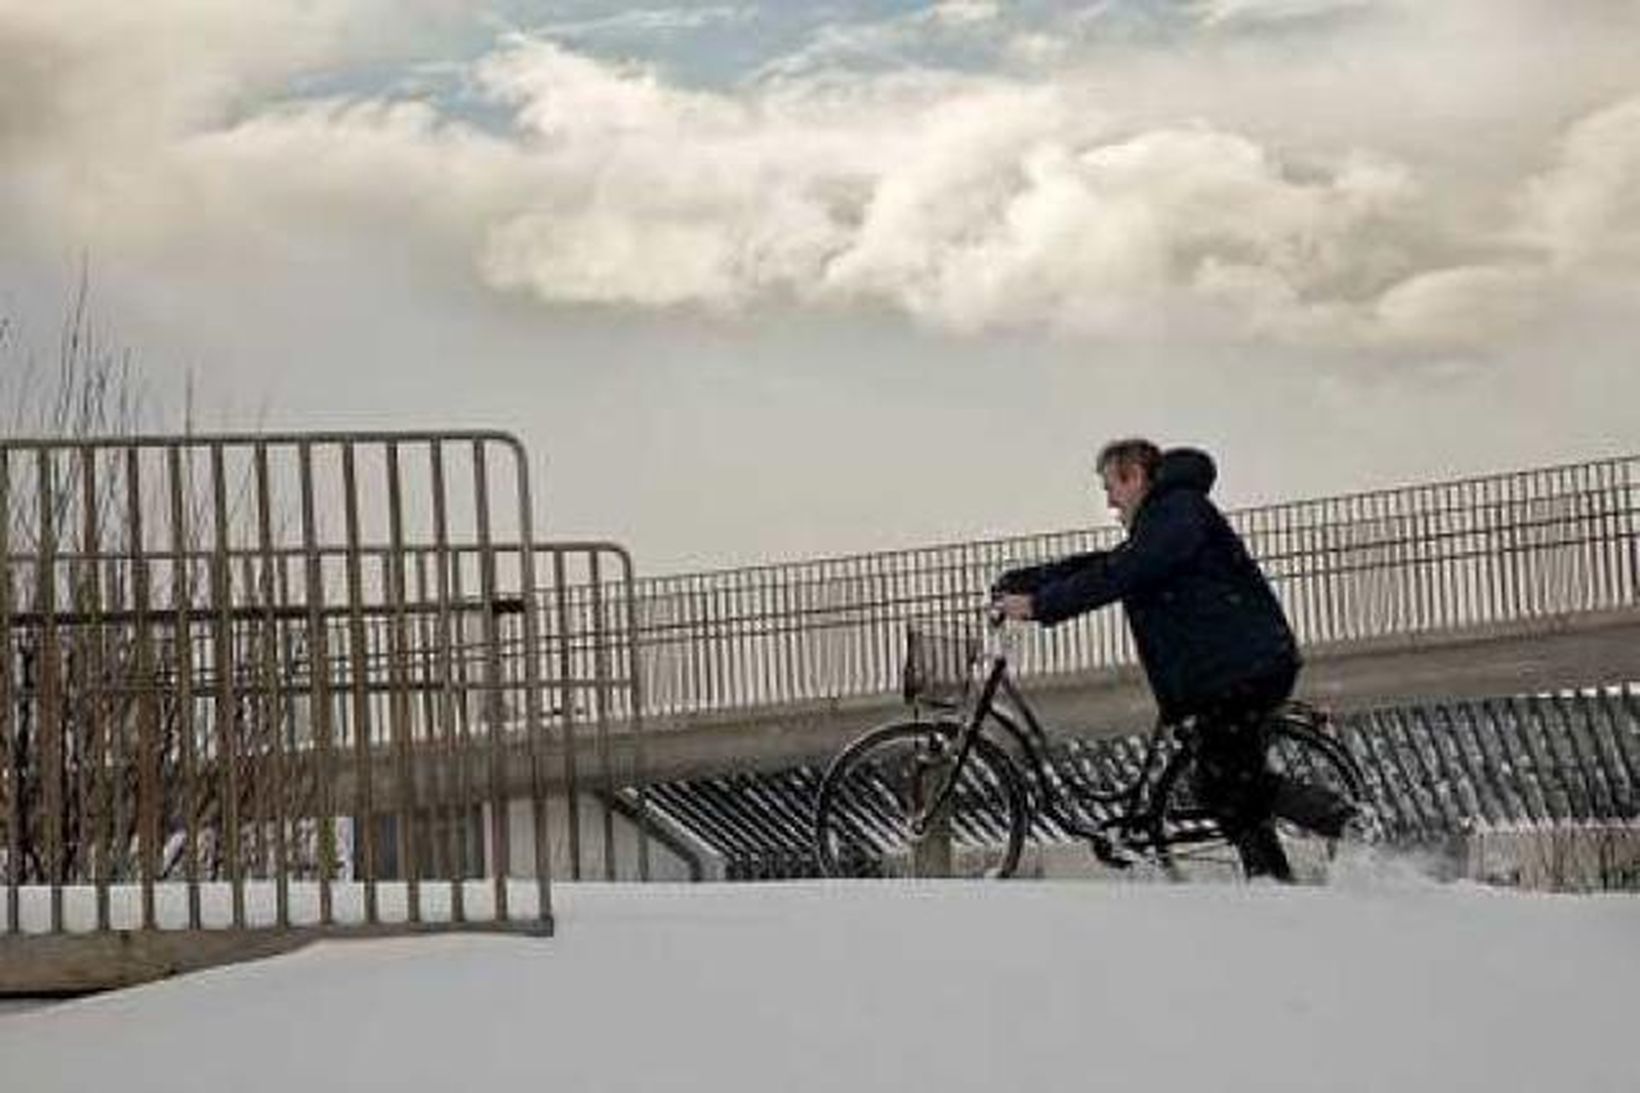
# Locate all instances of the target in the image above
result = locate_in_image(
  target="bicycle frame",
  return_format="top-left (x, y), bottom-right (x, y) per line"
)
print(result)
top-left (910, 619), bottom-right (1174, 855)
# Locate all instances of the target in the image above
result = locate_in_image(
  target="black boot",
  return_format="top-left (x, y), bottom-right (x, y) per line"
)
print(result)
top-left (1234, 821), bottom-right (1294, 882)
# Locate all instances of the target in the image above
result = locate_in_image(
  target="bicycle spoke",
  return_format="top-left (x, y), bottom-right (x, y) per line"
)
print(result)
top-left (814, 722), bottom-right (1027, 879)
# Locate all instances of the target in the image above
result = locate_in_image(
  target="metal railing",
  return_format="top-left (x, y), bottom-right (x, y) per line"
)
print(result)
top-left (0, 434), bottom-right (654, 941)
top-left (639, 684), bottom-right (1640, 881)
top-left (588, 456), bottom-right (1639, 719)
top-left (6, 442), bottom-right (1637, 938)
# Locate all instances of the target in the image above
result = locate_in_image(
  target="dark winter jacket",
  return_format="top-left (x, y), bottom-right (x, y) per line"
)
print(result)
top-left (995, 448), bottom-right (1298, 721)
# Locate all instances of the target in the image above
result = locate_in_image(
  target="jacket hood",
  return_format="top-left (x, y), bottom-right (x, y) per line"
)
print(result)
top-left (1152, 447), bottom-right (1217, 497)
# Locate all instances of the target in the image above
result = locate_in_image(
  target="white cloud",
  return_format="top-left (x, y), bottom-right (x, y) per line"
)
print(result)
top-left (1371, 265), bottom-right (1550, 349)
top-left (930, 1), bottom-right (1002, 28)
top-left (534, 6), bottom-right (756, 37)
top-left (4, 1), bottom-right (1639, 357)
top-left (1192, 0), bottom-right (1376, 28)
top-left (0, 2), bottom-right (459, 154)
top-left (1521, 94), bottom-right (1640, 273)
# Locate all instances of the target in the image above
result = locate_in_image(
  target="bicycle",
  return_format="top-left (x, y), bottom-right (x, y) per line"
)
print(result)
top-left (811, 611), bottom-right (1368, 881)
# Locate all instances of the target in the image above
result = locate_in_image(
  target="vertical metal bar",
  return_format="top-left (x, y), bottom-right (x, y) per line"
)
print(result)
top-left (1595, 462), bottom-right (1616, 608)
top-left (411, 552), bottom-right (444, 888)
top-left (383, 442), bottom-right (419, 923)
top-left (471, 441), bottom-right (509, 922)
top-left (1417, 486), bottom-right (1435, 632)
top-left (253, 443), bottom-right (289, 928)
top-left (428, 442), bottom-right (464, 924)
top-left (703, 574), bottom-right (720, 711)
top-left (779, 566), bottom-right (798, 705)
top-left (1300, 503), bottom-right (1319, 642)
top-left (241, 550), bottom-right (268, 881)
top-left (552, 550), bottom-right (580, 880)
top-left (37, 449), bottom-right (65, 932)
top-left (1504, 474), bottom-right (1523, 621)
top-left (1319, 502), bottom-right (1339, 644)
top-left (1394, 492), bottom-right (1412, 634)
top-left (1479, 478), bottom-right (1498, 625)
top-left (1624, 460), bottom-right (1639, 603)
top-left (1463, 480), bottom-right (1481, 629)
top-left (67, 451), bottom-right (93, 911)
top-left (79, 446), bottom-right (112, 931)
top-left (0, 449), bottom-right (17, 933)
top-left (125, 448), bottom-right (160, 930)
top-left (169, 445), bottom-right (201, 929)
top-left (731, 564), bottom-right (751, 712)
top-left (1431, 483), bottom-right (1448, 631)
top-left (869, 553), bottom-right (889, 694)
top-left (1589, 461), bottom-right (1607, 608)
top-left (525, 547), bottom-right (552, 897)
top-left (1478, 478), bottom-right (1497, 620)
top-left (690, 578), bottom-right (708, 710)
top-left (210, 443), bottom-right (244, 927)
top-left (616, 550), bottom-right (650, 883)
top-left (511, 439), bottom-right (552, 924)
top-left (512, 446), bottom-right (551, 921)
top-left (1522, 471), bottom-right (1543, 617)
top-left (590, 553), bottom-right (617, 880)
top-left (275, 554), bottom-right (300, 890)
top-left (340, 443), bottom-right (377, 924)
top-left (298, 443), bottom-right (335, 927)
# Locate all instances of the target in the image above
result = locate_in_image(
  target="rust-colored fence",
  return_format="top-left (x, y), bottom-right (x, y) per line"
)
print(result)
top-left (604, 457), bottom-right (1639, 718)
top-left (0, 433), bottom-right (646, 943)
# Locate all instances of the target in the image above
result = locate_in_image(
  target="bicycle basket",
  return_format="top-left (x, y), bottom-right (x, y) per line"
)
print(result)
top-left (900, 625), bottom-right (979, 708)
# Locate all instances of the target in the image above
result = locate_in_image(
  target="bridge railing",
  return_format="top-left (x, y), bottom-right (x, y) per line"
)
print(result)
top-left (588, 456), bottom-right (1640, 719)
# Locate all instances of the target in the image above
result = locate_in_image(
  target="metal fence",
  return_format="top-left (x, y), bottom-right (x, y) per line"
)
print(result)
top-left (602, 456), bottom-right (1639, 719)
top-left (641, 685), bottom-right (1640, 881)
top-left (6, 442), bottom-right (1636, 936)
top-left (0, 433), bottom-right (645, 942)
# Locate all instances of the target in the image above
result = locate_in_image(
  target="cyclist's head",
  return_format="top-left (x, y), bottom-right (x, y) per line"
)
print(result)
top-left (1095, 438), bottom-right (1160, 528)
top-left (1095, 438), bottom-right (1162, 482)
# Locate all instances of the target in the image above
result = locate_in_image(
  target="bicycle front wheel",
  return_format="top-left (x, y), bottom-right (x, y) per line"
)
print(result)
top-left (1148, 718), bottom-right (1366, 882)
top-left (813, 720), bottom-right (1029, 879)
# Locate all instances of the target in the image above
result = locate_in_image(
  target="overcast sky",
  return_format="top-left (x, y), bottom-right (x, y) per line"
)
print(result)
top-left (2, 1), bottom-right (1636, 572)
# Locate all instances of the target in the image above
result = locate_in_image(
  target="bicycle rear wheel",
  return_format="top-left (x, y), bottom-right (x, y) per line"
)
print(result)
top-left (1147, 717), bottom-right (1366, 882)
top-left (812, 720), bottom-right (1028, 879)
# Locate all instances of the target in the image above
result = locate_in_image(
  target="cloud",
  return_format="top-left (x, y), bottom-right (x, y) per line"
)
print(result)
top-left (1191, 0), bottom-right (1376, 28)
top-left (4, 1), bottom-right (1639, 357)
top-left (0, 2), bottom-right (430, 153)
top-left (1521, 94), bottom-right (1640, 272)
top-left (535, 6), bottom-right (756, 37)
top-left (930, 1), bottom-right (1003, 28)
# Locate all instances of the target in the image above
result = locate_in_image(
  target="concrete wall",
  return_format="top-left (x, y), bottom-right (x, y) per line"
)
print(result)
top-left (483, 795), bottom-right (709, 883)
top-left (1464, 822), bottom-right (1640, 892)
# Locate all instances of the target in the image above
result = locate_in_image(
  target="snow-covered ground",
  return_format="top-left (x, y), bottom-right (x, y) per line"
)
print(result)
top-left (2, 856), bottom-right (1636, 1093)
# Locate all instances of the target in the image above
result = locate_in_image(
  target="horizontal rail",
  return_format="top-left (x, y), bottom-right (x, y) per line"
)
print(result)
top-left (0, 434), bottom-right (653, 942)
top-left (596, 456), bottom-right (1640, 719)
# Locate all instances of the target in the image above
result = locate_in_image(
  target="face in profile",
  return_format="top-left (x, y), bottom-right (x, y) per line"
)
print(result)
top-left (1099, 461), bottom-right (1149, 528)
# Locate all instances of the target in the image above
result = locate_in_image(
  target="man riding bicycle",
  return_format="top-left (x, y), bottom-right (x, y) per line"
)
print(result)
top-left (994, 439), bottom-right (1357, 881)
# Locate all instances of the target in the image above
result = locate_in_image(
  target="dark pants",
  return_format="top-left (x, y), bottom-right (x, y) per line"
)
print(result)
top-left (1187, 668), bottom-right (1351, 881)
